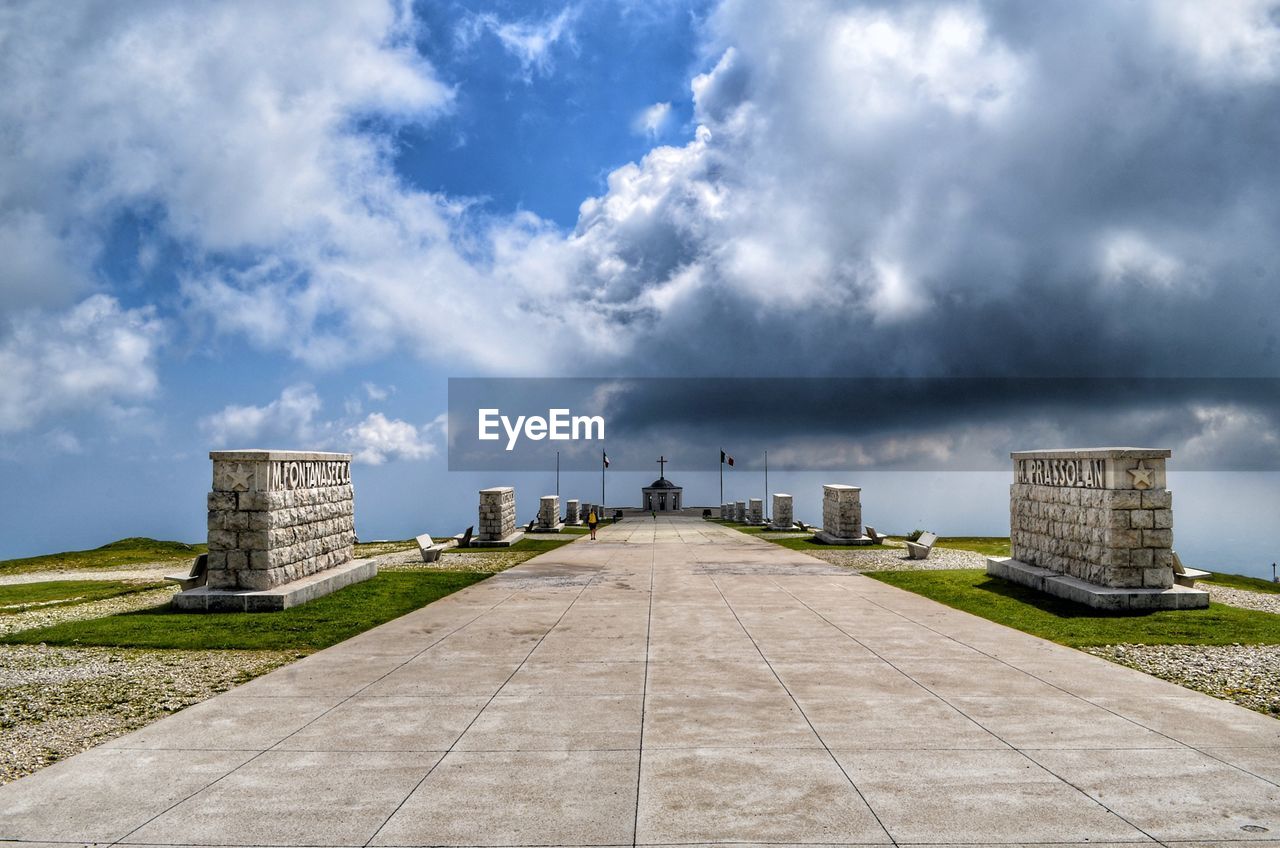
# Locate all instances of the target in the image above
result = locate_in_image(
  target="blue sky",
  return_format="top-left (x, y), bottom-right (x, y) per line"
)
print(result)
top-left (1, 0), bottom-right (1278, 572)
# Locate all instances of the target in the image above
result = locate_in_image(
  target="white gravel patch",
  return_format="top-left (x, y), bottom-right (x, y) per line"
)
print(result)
top-left (1087, 643), bottom-right (1280, 719)
top-left (802, 543), bottom-right (989, 572)
top-left (0, 585), bottom-right (178, 638)
top-left (1204, 584), bottom-right (1280, 615)
top-left (0, 565), bottom-right (179, 585)
top-left (0, 645), bottom-right (297, 784)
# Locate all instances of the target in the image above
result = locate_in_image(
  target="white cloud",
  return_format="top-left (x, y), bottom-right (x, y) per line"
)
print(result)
top-left (1150, 0), bottom-right (1280, 84)
top-left (200, 384), bottom-right (323, 448)
top-left (3, 0), bottom-right (1279, 413)
top-left (200, 384), bottom-right (440, 465)
top-left (364, 382), bottom-right (392, 401)
top-left (458, 6), bottom-right (578, 79)
top-left (0, 295), bottom-right (164, 434)
top-left (1098, 231), bottom-right (1185, 290)
top-left (632, 102), bottom-right (672, 138)
top-left (346, 412), bottom-right (436, 465)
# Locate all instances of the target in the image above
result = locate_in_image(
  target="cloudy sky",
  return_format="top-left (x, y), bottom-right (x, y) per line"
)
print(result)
top-left (1, 0), bottom-right (1278, 563)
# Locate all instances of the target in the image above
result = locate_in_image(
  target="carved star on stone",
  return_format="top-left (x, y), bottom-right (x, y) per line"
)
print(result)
top-left (1127, 460), bottom-right (1154, 491)
top-left (226, 465), bottom-right (254, 492)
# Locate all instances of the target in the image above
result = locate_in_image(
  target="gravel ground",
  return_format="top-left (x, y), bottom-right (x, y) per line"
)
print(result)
top-left (1204, 584), bottom-right (1280, 615)
top-left (0, 585), bottom-right (178, 638)
top-left (0, 645), bottom-right (297, 784)
top-left (802, 542), bottom-right (990, 571)
top-left (1087, 643), bottom-right (1280, 718)
top-left (374, 548), bottom-right (540, 573)
top-left (0, 564), bottom-right (179, 585)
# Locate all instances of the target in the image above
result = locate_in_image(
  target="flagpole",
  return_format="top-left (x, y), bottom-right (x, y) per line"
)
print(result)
top-left (764, 449), bottom-right (768, 521)
top-left (556, 450), bottom-right (560, 497)
top-left (601, 447), bottom-right (606, 515)
top-left (719, 448), bottom-right (724, 507)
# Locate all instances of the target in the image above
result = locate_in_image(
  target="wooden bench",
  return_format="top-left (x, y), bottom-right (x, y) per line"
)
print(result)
top-left (415, 534), bottom-right (448, 563)
top-left (905, 531), bottom-right (938, 560)
top-left (1172, 551), bottom-right (1211, 588)
top-left (865, 526), bottom-right (890, 544)
top-left (164, 553), bottom-right (208, 590)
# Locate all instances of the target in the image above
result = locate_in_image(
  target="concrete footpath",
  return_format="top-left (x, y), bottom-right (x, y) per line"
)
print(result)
top-left (2, 517), bottom-right (1278, 846)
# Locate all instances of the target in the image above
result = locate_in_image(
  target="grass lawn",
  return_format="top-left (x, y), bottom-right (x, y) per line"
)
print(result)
top-left (0, 538), bottom-right (206, 576)
top-left (931, 537), bottom-right (1011, 557)
top-left (0, 580), bottom-right (167, 614)
top-left (869, 568), bottom-right (1280, 647)
top-left (0, 571), bottom-right (489, 651)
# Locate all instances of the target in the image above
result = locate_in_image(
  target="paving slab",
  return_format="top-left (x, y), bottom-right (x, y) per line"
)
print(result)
top-left (2, 516), bottom-right (1278, 847)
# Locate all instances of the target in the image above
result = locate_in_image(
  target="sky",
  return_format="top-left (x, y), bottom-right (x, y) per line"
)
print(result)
top-left (0, 0), bottom-right (1278, 573)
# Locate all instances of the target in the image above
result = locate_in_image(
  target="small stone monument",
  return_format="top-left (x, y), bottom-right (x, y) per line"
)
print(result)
top-left (476, 486), bottom-right (524, 546)
top-left (734, 501), bottom-right (746, 523)
top-left (721, 502), bottom-right (731, 519)
top-left (770, 494), bottom-right (795, 530)
top-left (565, 499), bottom-right (582, 525)
top-left (987, 448), bottom-right (1207, 609)
top-left (814, 484), bottom-right (873, 545)
top-left (747, 498), bottom-right (764, 525)
top-left (536, 495), bottom-right (565, 532)
top-left (174, 450), bottom-right (373, 612)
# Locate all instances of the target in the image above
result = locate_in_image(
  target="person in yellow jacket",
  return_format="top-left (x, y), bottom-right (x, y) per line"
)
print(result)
top-left (587, 509), bottom-right (598, 540)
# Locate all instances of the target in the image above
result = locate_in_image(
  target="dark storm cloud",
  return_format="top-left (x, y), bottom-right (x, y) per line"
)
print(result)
top-left (448, 377), bottom-right (1280, 471)
top-left (564, 0), bottom-right (1280, 383)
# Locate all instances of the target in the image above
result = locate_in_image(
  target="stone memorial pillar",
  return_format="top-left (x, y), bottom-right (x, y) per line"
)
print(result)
top-left (770, 494), bottom-right (794, 530)
top-left (987, 448), bottom-right (1206, 609)
top-left (748, 498), bottom-right (764, 525)
top-left (174, 450), bottom-right (372, 612)
top-left (734, 501), bottom-right (746, 523)
top-left (536, 495), bottom-right (564, 532)
top-left (565, 499), bottom-right (582, 525)
top-left (477, 486), bottom-right (524, 546)
top-left (814, 484), bottom-right (870, 544)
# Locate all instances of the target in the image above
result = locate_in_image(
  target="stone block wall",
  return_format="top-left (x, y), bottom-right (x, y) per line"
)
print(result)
top-left (822, 485), bottom-right (862, 539)
top-left (1010, 448), bottom-right (1173, 589)
top-left (479, 487), bottom-right (516, 541)
top-left (538, 495), bottom-right (560, 528)
top-left (565, 499), bottom-right (581, 524)
top-left (748, 499), bottom-right (763, 525)
top-left (771, 494), bottom-right (793, 529)
top-left (734, 501), bottom-right (746, 522)
top-left (207, 450), bottom-right (354, 592)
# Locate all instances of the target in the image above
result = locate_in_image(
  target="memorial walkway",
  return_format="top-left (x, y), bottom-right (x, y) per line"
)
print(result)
top-left (2, 517), bottom-right (1278, 845)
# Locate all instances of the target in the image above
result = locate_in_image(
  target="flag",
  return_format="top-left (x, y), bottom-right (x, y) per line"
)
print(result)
top-left (721, 450), bottom-right (734, 467)
top-left (602, 451), bottom-right (610, 468)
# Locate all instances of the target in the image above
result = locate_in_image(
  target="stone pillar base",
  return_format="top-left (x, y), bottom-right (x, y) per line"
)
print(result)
top-left (987, 557), bottom-right (1207, 610)
top-left (173, 559), bottom-right (376, 612)
top-left (469, 531), bottom-right (526, 548)
top-left (812, 530), bottom-right (875, 546)
top-left (534, 522), bottom-right (566, 533)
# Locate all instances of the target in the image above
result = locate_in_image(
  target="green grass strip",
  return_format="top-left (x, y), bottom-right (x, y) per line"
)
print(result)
top-left (0, 571), bottom-right (489, 651)
top-left (0, 538), bottom-right (206, 576)
top-left (867, 568), bottom-right (1280, 647)
top-left (0, 580), bottom-right (167, 615)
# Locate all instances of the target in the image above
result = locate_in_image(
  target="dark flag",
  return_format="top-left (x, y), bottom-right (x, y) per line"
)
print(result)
top-left (603, 451), bottom-right (610, 468)
top-left (721, 450), bottom-right (734, 467)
